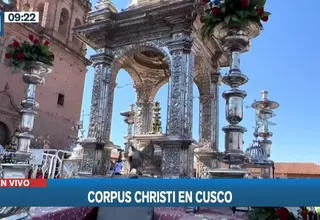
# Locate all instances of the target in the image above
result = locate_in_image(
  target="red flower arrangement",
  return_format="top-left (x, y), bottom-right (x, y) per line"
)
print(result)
top-left (5, 35), bottom-right (54, 70)
top-left (247, 207), bottom-right (308, 220)
top-left (200, 0), bottom-right (271, 39)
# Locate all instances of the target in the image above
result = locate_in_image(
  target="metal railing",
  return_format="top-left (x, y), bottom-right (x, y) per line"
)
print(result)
top-left (30, 149), bottom-right (77, 179)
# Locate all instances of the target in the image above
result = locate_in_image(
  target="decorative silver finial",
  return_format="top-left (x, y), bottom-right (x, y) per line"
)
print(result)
top-left (261, 90), bottom-right (268, 101)
top-left (250, 91), bottom-right (279, 158)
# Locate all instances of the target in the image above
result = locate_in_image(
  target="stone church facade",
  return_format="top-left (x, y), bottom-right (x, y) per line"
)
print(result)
top-left (0, 0), bottom-right (90, 148)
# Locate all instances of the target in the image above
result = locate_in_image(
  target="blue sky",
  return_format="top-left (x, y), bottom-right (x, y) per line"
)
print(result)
top-left (81, 0), bottom-right (319, 163)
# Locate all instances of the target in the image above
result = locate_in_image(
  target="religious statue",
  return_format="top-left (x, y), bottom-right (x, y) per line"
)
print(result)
top-left (127, 144), bottom-right (144, 175)
top-left (127, 141), bottom-right (161, 176)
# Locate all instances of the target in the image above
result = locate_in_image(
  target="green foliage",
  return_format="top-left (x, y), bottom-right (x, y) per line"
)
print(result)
top-left (5, 35), bottom-right (54, 72)
top-left (200, 0), bottom-right (271, 39)
top-left (152, 102), bottom-right (162, 134)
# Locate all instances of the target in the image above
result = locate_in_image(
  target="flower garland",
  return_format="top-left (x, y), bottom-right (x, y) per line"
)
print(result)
top-left (200, 0), bottom-right (271, 39)
top-left (247, 207), bottom-right (308, 220)
top-left (5, 35), bottom-right (54, 70)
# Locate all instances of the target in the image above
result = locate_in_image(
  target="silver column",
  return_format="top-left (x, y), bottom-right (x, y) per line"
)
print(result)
top-left (199, 94), bottom-right (214, 149)
top-left (161, 31), bottom-right (194, 177)
top-left (87, 49), bottom-right (114, 142)
top-left (212, 22), bottom-right (260, 167)
top-left (80, 48), bottom-right (115, 175)
top-left (195, 69), bottom-right (221, 178)
top-left (16, 62), bottom-right (51, 162)
top-left (210, 72), bottom-right (221, 152)
top-left (221, 52), bottom-right (248, 166)
top-left (166, 32), bottom-right (194, 138)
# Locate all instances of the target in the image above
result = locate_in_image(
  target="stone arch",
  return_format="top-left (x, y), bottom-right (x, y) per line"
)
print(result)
top-left (149, 77), bottom-right (168, 101)
top-left (194, 55), bottom-right (211, 95)
top-left (108, 60), bottom-right (143, 89)
top-left (58, 8), bottom-right (70, 37)
top-left (110, 42), bottom-right (172, 91)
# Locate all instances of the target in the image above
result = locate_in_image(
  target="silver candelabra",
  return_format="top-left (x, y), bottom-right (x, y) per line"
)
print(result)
top-left (247, 91), bottom-right (279, 178)
top-left (17, 63), bottom-right (51, 159)
top-left (217, 23), bottom-right (260, 165)
top-left (251, 91), bottom-right (279, 158)
top-left (120, 104), bottom-right (135, 154)
top-left (120, 104), bottom-right (135, 174)
top-left (0, 62), bottom-right (51, 218)
top-left (206, 22), bottom-right (261, 178)
top-left (1, 62), bottom-right (51, 178)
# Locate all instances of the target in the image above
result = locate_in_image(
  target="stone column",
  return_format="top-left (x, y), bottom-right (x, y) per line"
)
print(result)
top-left (210, 71), bottom-right (220, 151)
top-left (199, 94), bottom-right (213, 149)
top-left (80, 48), bottom-right (114, 176)
top-left (199, 71), bottom-right (220, 149)
top-left (161, 32), bottom-right (194, 177)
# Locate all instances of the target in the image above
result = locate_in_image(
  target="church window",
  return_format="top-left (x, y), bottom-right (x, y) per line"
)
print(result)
top-left (72, 19), bottom-right (82, 47)
top-left (58, 8), bottom-right (69, 37)
top-left (36, 3), bottom-right (45, 26)
top-left (57, 93), bottom-right (65, 106)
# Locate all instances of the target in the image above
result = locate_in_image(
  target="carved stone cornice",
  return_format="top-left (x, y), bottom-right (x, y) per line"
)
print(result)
top-left (167, 32), bottom-right (193, 54)
top-left (74, 0), bottom-right (194, 49)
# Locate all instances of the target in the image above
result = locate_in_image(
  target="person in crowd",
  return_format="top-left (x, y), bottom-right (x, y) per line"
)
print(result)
top-left (0, 144), bottom-right (5, 154)
top-left (113, 150), bottom-right (124, 175)
top-left (114, 159), bottom-right (123, 175)
top-left (307, 207), bottom-right (318, 220)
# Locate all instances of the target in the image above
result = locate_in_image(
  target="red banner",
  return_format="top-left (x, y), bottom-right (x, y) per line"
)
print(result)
top-left (0, 179), bottom-right (47, 188)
